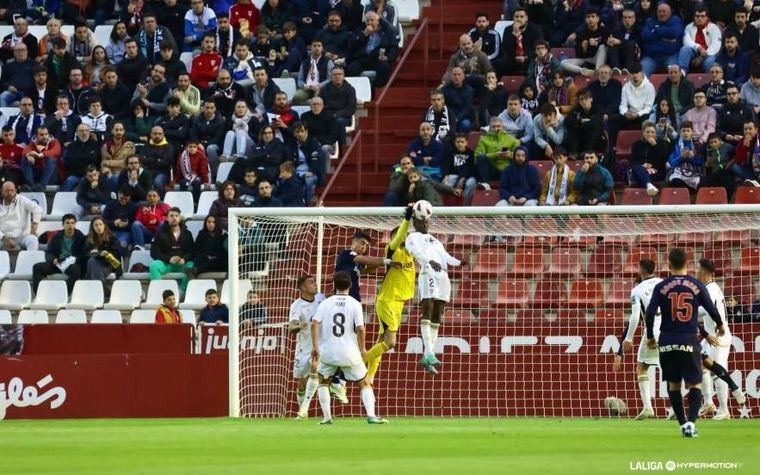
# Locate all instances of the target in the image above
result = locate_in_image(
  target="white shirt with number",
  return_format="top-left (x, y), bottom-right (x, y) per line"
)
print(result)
top-left (313, 294), bottom-right (364, 367)
top-left (289, 293), bottom-right (325, 357)
top-left (624, 276), bottom-right (663, 342)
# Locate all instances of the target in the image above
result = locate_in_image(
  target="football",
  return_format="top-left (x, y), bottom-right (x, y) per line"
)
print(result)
top-left (413, 200), bottom-right (433, 220)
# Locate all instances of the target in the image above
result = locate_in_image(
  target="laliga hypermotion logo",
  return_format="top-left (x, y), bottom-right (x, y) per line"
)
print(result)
top-left (0, 374), bottom-right (67, 420)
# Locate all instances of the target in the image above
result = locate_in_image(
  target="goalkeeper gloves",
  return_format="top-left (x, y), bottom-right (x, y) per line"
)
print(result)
top-left (404, 205), bottom-right (414, 221)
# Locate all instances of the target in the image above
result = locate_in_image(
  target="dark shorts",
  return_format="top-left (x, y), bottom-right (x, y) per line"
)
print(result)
top-left (659, 340), bottom-right (703, 384)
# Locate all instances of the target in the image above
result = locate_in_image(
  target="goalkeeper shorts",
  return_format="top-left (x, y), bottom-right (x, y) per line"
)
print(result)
top-left (375, 299), bottom-right (404, 332)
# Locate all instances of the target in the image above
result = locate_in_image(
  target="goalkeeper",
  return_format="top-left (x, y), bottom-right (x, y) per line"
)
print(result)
top-left (364, 205), bottom-right (416, 385)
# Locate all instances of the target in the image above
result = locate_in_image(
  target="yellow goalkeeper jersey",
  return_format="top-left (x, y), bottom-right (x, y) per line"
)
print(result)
top-left (376, 218), bottom-right (415, 302)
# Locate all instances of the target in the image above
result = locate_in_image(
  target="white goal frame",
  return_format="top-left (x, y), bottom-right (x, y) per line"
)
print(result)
top-left (227, 204), bottom-right (760, 417)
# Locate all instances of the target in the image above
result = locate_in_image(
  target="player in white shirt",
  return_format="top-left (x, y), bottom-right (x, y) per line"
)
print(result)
top-left (613, 259), bottom-right (662, 420)
top-left (288, 275), bottom-right (325, 411)
top-left (299, 271), bottom-right (388, 424)
top-left (405, 217), bottom-right (468, 374)
top-left (696, 259), bottom-right (747, 419)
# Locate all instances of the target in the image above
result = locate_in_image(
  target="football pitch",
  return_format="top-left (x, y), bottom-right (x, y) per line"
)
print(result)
top-left (1, 417), bottom-right (757, 474)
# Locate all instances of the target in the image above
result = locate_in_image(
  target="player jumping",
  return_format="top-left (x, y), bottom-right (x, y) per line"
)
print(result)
top-left (645, 248), bottom-right (726, 437)
top-left (365, 205), bottom-right (416, 385)
top-left (305, 271), bottom-right (388, 425)
top-left (613, 259), bottom-right (661, 420)
top-left (288, 275), bottom-right (325, 414)
top-left (405, 216), bottom-right (468, 374)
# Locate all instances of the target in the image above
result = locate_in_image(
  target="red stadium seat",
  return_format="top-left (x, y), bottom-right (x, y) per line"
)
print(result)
top-left (359, 279), bottom-right (378, 304)
top-left (649, 74), bottom-right (667, 91)
top-left (658, 187), bottom-right (691, 205)
top-left (606, 278), bottom-right (634, 308)
top-left (472, 248), bottom-right (507, 276)
top-left (471, 189), bottom-right (500, 206)
top-left (723, 275), bottom-right (756, 305)
top-left (448, 234), bottom-right (485, 250)
top-left (509, 245), bottom-right (545, 277)
top-left (596, 308), bottom-right (624, 320)
top-left (521, 217), bottom-right (560, 247)
top-left (550, 47), bottom-right (575, 59)
top-left (562, 216), bottom-right (598, 248)
top-left (639, 216), bottom-right (675, 246)
top-left (530, 160), bottom-right (553, 180)
top-left (600, 216), bottom-right (636, 248)
top-left (675, 215), bottom-right (712, 247)
top-left (701, 244), bottom-right (733, 277)
top-left (532, 279), bottom-right (568, 309)
top-left (454, 280), bottom-right (489, 307)
top-left (501, 76), bottom-right (525, 94)
top-left (621, 188), bottom-right (653, 205)
top-left (689, 73), bottom-right (710, 89)
top-left (696, 187), bottom-right (728, 204)
top-left (573, 75), bottom-right (592, 91)
top-left (734, 186), bottom-right (760, 204)
top-left (586, 244), bottom-right (624, 278)
top-left (615, 131), bottom-right (640, 159)
top-left (547, 246), bottom-right (582, 277)
top-left (568, 279), bottom-right (604, 308)
top-left (737, 247), bottom-right (760, 276)
top-left (467, 130), bottom-right (482, 150)
top-left (567, 159), bottom-right (584, 172)
top-left (622, 246), bottom-right (658, 276)
top-left (493, 279), bottom-right (531, 308)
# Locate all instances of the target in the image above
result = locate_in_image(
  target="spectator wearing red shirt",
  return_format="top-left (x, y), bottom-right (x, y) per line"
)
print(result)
top-left (190, 33), bottom-right (223, 92)
top-left (176, 138), bottom-right (211, 202)
top-left (229, 0), bottom-right (261, 31)
top-left (132, 188), bottom-right (171, 248)
top-left (20, 126), bottom-right (61, 192)
top-left (0, 126), bottom-right (25, 185)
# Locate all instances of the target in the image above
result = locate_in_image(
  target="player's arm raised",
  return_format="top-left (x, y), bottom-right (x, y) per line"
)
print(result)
top-left (387, 206), bottom-right (413, 252)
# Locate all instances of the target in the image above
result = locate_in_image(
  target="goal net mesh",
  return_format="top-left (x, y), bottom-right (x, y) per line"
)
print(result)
top-left (229, 207), bottom-right (760, 418)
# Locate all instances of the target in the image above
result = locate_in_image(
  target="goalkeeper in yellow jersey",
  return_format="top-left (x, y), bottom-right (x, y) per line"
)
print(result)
top-left (364, 205), bottom-right (416, 385)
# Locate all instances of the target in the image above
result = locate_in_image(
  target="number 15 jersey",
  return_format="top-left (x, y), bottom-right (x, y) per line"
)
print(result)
top-left (313, 294), bottom-right (365, 367)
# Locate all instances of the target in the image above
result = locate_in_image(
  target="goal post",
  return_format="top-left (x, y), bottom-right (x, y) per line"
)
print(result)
top-left (228, 205), bottom-right (760, 418)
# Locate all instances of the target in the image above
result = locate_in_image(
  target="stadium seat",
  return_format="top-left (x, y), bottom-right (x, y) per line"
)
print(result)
top-left (48, 192), bottom-right (79, 220)
top-left (130, 309), bottom-right (157, 323)
top-left (472, 248), bottom-right (507, 276)
top-left (713, 229), bottom-right (750, 247)
top-left (471, 189), bottom-right (500, 206)
top-left (93, 25), bottom-right (112, 47)
top-left (164, 191), bottom-right (195, 218)
top-left (91, 310), bottom-right (125, 324)
top-left (701, 244), bottom-right (732, 277)
top-left (638, 216), bottom-right (674, 246)
top-left (20, 192), bottom-right (47, 213)
top-left (67, 280), bottom-right (105, 310)
top-left (76, 220), bottom-right (92, 236)
top-left (550, 47), bottom-right (575, 59)
top-left (30, 280), bottom-right (68, 310)
top-left (180, 310), bottom-right (196, 325)
top-left (658, 187), bottom-right (691, 205)
top-left (573, 75), bottom-right (592, 91)
top-left (9, 250), bottom-right (45, 280)
top-left (649, 74), bottom-right (667, 90)
top-left (596, 308), bottom-right (624, 320)
top-left (467, 130), bottom-right (482, 149)
top-left (448, 234), bottom-right (485, 249)
top-left (547, 246), bottom-right (582, 277)
top-left (509, 245), bottom-right (545, 277)
top-left (674, 215), bottom-right (712, 247)
top-left (615, 131), bottom-right (639, 159)
top-left (493, 20), bottom-right (511, 41)
top-left (216, 162), bottom-right (234, 183)
top-left (568, 279), bottom-right (604, 308)
top-left (397, 0), bottom-right (421, 21)
top-left (722, 275), bottom-right (756, 305)
top-left (493, 279), bottom-right (530, 308)
top-left (179, 52), bottom-right (193, 72)
top-left (454, 280), bottom-right (489, 307)
top-left (0, 250), bottom-right (9, 279)
top-left (185, 220), bottom-right (203, 239)
top-left (501, 76), bottom-right (524, 94)
top-left (123, 250), bottom-right (153, 279)
top-left (104, 280), bottom-right (143, 310)
top-left (0, 280), bottom-right (32, 310)
top-left (733, 186), bottom-right (760, 204)
top-left (532, 279), bottom-right (567, 309)
top-left (737, 246), bottom-right (760, 276)
top-left (17, 310), bottom-right (49, 324)
top-left (142, 280), bottom-right (180, 309)
top-left (272, 77), bottom-right (297, 102)
top-left (0, 309), bottom-right (11, 324)
top-left (180, 279), bottom-right (217, 310)
top-left (689, 73), bottom-right (710, 88)
top-left (195, 191), bottom-right (218, 218)
top-left (55, 309), bottom-right (88, 324)
top-left (344, 76), bottom-right (372, 104)
top-left (359, 279), bottom-right (378, 305)
top-left (521, 217), bottom-right (559, 247)
top-left (621, 188), bottom-right (653, 205)
top-left (621, 246), bottom-right (658, 276)
top-left (529, 160), bottom-right (553, 180)
top-left (585, 244), bottom-right (624, 278)
top-left (605, 278), bottom-right (634, 308)
top-left (695, 187), bottom-right (728, 204)
top-left (221, 279), bottom-right (254, 306)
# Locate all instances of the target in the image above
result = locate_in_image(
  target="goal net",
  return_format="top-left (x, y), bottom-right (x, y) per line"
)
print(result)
top-left (228, 205), bottom-right (760, 418)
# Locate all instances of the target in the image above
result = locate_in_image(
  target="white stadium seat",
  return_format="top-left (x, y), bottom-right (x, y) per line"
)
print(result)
top-left (93, 25), bottom-right (112, 47)
top-left (76, 220), bottom-right (91, 235)
top-left (0, 281), bottom-right (32, 310)
top-left (345, 76), bottom-right (372, 104)
top-left (291, 105), bottom-right (309, 116)
top-left (216, 162), bottom-right (234, 183)
top-left (48, 192), bottom-right (80, 220)
top-left (91, 310), bottom-right (125, 324)
top-left (273, 77), bottom-right (297, 101)
top-left (180, 310), bottom-right (197, 325)
top-left (55, 309), bottom-right (88, 324)
top-left (0, 250), bottom-right (9, 279)
top-left (494, 21), bottom-right (513, 41)
top-left (141, 280), bottom-right (180, 309)
top-left (18, 310), bottom-right (49, 324)
top-left (30, 280), bottom-right (68, 310)
top-left (180, 52), bottom-right (193, 72)
top-left (60, 25), bottom-right (74, 38)
top-left (397, 0), bottom-right (421, 22)
top-left (180, 279), bottom-right (216, 310)
top-left (104, 280), bottom-right (143, 310)
top-left (130, 309), bottom-right (157, 323)
top-left (220, 279), bottom-right (253, 306)
top-left (123, 250), bottom-right (153, 279)
top-left (20, 192), bottom-right (48, 214)
top-left (67, 280), bottom-right (105, 310)
top-left (9, 250), bottom-right (45, 281)
top-left (195, 191), bottom-right (218, 218)
top-left (164, 191), bottom-right (195, 218)
top-left (0, 309), bottom-right (11, 324)
top-left (185, 220), bottom-right (204, 240)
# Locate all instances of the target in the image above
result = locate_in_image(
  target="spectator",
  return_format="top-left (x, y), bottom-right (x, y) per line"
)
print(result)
top-left (10, 98), bottom-right (45, 145)
top-left (199, 288), bottom-right (229, 325)
top-left (21, 126), bottom-right (60, 192)
top-left (291, 122), bottom-right (327, 203)
top-left (117, 156), bottom-right (153, 204)
top-left (655, 64), bottom-right (695, 116)
top-left (44, 37), bottom-right (79, 92)
top-left (155, 289), bottom-right (182, 323)
top-left (205, 69), bottom-right (246, 119)
top-left (79, 96), bottom-right (113, 143)
top-left (137, 12), bottom-right (177, 65)
top-left (718, 83), bottom-right (753, 145)
top-left (588, 65), bottom-right (622, 122)
top-left (441, 67), bottom-right (475, 132)
top-left (172, 72), bottom-right (201, 117)
top-left (150, 206), bottom-right (194, 288)
top-left (423, 90), bottom-right (455, 143)
top-left (649, 97), bottom-right (679, 142)
top-left (539, 147), bottom-right (579, 205)
top-left (101, 121), bottom-right (135, 188)
top-left (300, 96), bottom-right (342, 157)
top-left (727, 7), bottom-right (758, 56)
top-left (191, 100), bottom-right (226, 170)
top-left (209, 180), bottom-right (244, 230)
top-left (682, 90), bottom-right (717, 144)
top-left (468, 12), bottom-right (500, 61)
top-left (267, 91), bottom-right (299, 138)
top-left (493, 8), bottom-right (541, 76)
top-left (441, 133), bottom-right (477, 204)
top-left (76, 165), bottom-right (111, 217)
top-left (740, 69), bottom-right (760, 113)
top-left (475, 116), bottom-right (520, 183)
top-left (223, 38), bottom-right (262, 89)
top-left (346, 11), bottom-right (398, 87)
top-left (142, 125), bottom-right (175, 190)
top-left (542, 71), bottom-right (577, 116)
top-left (194, 215), bottom-right (228, 277)
top-left (43, 95), bottom-right (80, 147)
top-left (229, 0), bottom-right (261, 30)
top-left (640, 3), bottom-right (684, 76)
top-left (318, 66), bottom-right (356, 133)
top-left (31, 213), bottom-right (84, 292)
top-left (155, 97), bottom-right (190, 153)
top-left (0, 181), bottom-right (42, 251)
top-left (117, 38), bottom-right (148, 92)
top-left (277, 21), bottom-right (307, 77)
top-left (611, 64), bottom-right (655, 151)
top-left (240, 290), bottom-right (269, 327)
top-left (702, 65), bottom-right (729, 108)
top-left (252, 178), bottom-right (284, 207)
top-left (190, 34), bottom-right (223, 91)
top-left (63, 123), bottom-right (100, 191)
top-left (565, 88), bottom-right (604, 157)
top-left (84, 45), bottom-right (108, 87)
top-left (237, 167), bottom-right (260, 206)
top-left (99, 67), bottom-right (131, 119)
top-left (498, 95), bottom-right (534, 149)
top-left (123, 0), bottom-right (147, 36)
top-left (215, 12), bottom-right (235, 58)
top-left (405, 167), bottom-right (443, 206)
top-left (251, 27), bottom-right (278, 66)
top-left (497, 147), bottom-right (540, 207)
top-left (248, 66), bottom-right (280, 120)
top-left (274, 161), bottom-right (306, 207)
top-left (157, 40), bottom-right (188, 88)
top-left (251, 124), bottom-right (288, 183)
top-left (133, 188), bottom-right (170, 247)
top-left (561, 8), bottom-right (609, 77)
top-left (479, 71), bottom-right (509, 124)
top-left (84, 216), bottom-right (123, 282)
top-left (407, 122), bottom-right (443, 178)
top-left (550, 0), bottom-right (588, 47)
top-left (0, 17), bottom-right (39, 63)
top-left (261, 0), bottom-right (294, 35)
top-left (221, 99), bottom-right (256, 161)
top-left (0, 126), bottom-right (24, 184)
top-left (123, 99), bottom-right (151, 145)
top-left (714, 33), bottom-right (749, 86)
top-left (158, 0), bottom-right (188, 47)
top-left (106, 21), bottom-right (128, 64)
top-left (525, 40), bottom-right (561, 96)
top-left (176, 138), bottom-right (211, 202)
top-left (607, 8), bottom-right (641, 74)
top-left (702, 132), bottom-right (736, 193)
top-left (62, 67), bottom-right (96, 117)
top-left (667, 120), bottom-right (704, 190)
top-left (629, 121), bottom-right (669, 195)
top-left (573, 150), bottom-right (614, 205)
top-left (678, 6), bottom-right (721, 75)
top-left (134, 63), bottom-right (171, 116)
top-left (0, 43), bottom-right (35, 107)
top-left (442, 34), bottom-right (492, 93)
top-left (184, 0), bottom-right (217, 52)
top-left (103, 184), bottom-right (139, 249)
top-left (37, 18), bottom-right (69, 63)
top-left (533, 103), bottom-right (567, 159)
top-left (731, 120), bottom-right (757, 180)
top-left (315, 10), bottom-right (351, 64)
top-left (68, 21), bottom-right (96, 65)
top-left (30, 65), bottom-right (58, 116)
top-left (293, 38), bottom-right (334, 105)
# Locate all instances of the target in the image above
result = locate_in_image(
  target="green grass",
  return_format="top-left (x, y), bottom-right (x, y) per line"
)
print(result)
top-left (1, 417), bottom-right (758, 474)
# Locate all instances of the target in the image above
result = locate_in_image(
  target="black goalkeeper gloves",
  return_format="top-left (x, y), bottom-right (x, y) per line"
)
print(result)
top-left (404, 205), bottom-right (414, 220)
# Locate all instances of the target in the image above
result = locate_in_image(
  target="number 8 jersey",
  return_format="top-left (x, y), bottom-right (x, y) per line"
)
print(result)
top-left (313, 294), bottom-right (365, 367)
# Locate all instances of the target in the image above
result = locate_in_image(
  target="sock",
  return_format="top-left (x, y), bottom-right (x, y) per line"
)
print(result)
top-left (687, 387), bottom-right (702, 423)
top-left (317, 385), bottom-right (332, 421)
top-left (668, 390), bottom-right (686, 425)
top-left (366, 341), bottom-right (389, 379)
top-left (297, 389), bottom-right (305, 407)
top-left (361, 386), bottom-right (377, 418)
top-left (637, 375), bottom-right (652, 410)
top-left (709, 361), bottom-right (739, 391)
top-left (420, 320), bottom-right (433, 356)
top-left (701, 370), bottom-right (714, 406)
top-left (300, 375), bottom-right (319, 412)
top-left (715, 378), bottom-right (729, 413)
top-left (430, 323), bottom-right (440, 354)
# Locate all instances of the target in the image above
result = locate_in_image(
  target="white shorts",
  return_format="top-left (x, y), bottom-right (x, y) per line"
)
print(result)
top-left (637, 339), bottom-right (659, 366)
top-left (292, 352), bottom-right (312, 379)
top-left (418, 270), bottom-right (452, 302)
top-left (317, 360), bottom-right (368, 382)
top-left (700, 333), bottom-right (732, 367)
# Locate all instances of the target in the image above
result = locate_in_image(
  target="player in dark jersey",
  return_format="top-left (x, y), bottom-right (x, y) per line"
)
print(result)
top-left (645, 248), bottom-right (726, 437)
top-left (335, 231), bottom-right (399, 302)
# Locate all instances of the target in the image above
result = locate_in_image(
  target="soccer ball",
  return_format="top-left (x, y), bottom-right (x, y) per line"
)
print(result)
top-left (604, 396), bottom-right (628, 417)
top-left (413, 200), bottom-right (433, 220)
